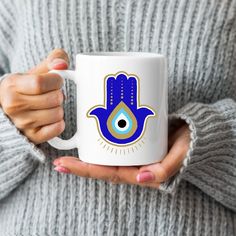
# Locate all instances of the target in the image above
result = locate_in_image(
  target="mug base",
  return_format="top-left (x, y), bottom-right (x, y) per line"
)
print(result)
top-left (78, 156), bottom-right (165, 166)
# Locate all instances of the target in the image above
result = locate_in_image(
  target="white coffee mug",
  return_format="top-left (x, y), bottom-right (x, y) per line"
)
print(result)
top-left (48, 52), bottom-right (168, 166)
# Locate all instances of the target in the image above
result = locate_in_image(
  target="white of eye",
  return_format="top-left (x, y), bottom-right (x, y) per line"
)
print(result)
top-left (114, 113), bottom-right (130, 132)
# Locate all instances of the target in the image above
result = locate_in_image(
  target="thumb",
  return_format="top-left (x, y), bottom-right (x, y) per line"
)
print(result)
top-left (28, 48), bottom-right (69, 74)
top-left (137, 134), bottom-right (189, 183)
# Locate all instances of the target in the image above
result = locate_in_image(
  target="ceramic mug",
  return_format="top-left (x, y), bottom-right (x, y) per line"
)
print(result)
top-left (48, 52), bottom-right (168, 166)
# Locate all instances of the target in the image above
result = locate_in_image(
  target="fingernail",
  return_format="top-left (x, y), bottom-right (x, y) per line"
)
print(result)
top-left (53, 159), bottom-right (61, 166)
top-left (136, 171), bottom-right (155, 183)
top-left (49, 58), bottom-right (68, 69)
top-left (54, 166), bottom-right (70, 174)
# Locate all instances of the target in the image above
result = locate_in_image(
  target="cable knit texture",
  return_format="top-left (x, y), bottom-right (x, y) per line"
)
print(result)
top-left (0, 0), bottom-right (236, 235)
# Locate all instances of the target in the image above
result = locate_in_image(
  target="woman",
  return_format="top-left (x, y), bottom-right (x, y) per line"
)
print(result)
top-left (0, 0), bottom-right (235, 235)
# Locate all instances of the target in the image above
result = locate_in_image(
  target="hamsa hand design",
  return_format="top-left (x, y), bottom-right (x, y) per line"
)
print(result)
top-left (87, 72), bottom-right (156, 145)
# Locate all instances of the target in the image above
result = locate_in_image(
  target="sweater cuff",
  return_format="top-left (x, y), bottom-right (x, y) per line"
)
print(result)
top-left (159, 99), bottom-right (236, 199)
top-left (0, 108), bottom-right (46, 199)
top-left (158, 103), bottom-right (198, 193)
top-left (0, 108), bottom-right (46, 163)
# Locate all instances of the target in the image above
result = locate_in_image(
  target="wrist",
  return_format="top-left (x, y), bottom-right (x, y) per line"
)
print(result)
top-left (0, 74), bottom-right (11, 107)
top-left (169, 118), bottom-right (188, 136)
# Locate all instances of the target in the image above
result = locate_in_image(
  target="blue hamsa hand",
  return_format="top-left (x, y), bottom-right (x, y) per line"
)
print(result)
top-left (87, 72), bottom-right (156, 145)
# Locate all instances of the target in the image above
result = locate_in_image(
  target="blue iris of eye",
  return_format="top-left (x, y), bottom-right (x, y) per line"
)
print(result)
top-left (111, 108), bottom-right (133, 134)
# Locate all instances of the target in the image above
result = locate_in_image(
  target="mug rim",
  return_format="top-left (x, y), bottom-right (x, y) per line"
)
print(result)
top-left (76, 51), bottom-right (165, 58)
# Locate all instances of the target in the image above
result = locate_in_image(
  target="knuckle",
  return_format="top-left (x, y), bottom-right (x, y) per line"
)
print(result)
top-left (34, 132), bottom-right (47, 144)
top-left (31, 135), bottom-right (43, 144)
top-left (52, 48), bottom-right (66, 54)
top-left (51, 48), bottom-right (69, 61)
top-left (0, 74), bottom-right (20, 92)
top-left (2, 74), bottom-right (14, 86)
top-left (54, 120), bottom-right (65, 135)
top-left (31, 75), bottom-right (44, 93)
top-left (53, 91), bottom-right (64, 106)
top-left (84, 164), bottom-right (92, 179)
top-left (58, 120), bottom-right (65, 132)
top-left (23, 129), bottom-right (39, 144)
top-left (108, 174), bottom-right (121, 184)
top-left (2, 93), bottom-right (20, 115)
top-left (15, 118), bottom-right (35, 130)
top-left (3, 73), bottom-right (19, 83)
top-left (4, 105), bottom-right (15, 115)
top-left (3, 104), bottom-right (12, 115)
top-left (0, 76), bottom-right (14, 94)
top-left (55, 107), bottom-right (64, 120)
top-left (58, 158), bottom-right (69, 168)
top-left (157, 166), bottom-right (168, 182)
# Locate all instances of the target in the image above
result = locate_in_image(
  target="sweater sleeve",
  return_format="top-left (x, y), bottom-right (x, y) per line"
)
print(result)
top-left (0, 1), bottom-right (46, 200)
top-left (0, 105), bottom-right (46, 200)
top-left (159, 98), bottom-right (236, 212)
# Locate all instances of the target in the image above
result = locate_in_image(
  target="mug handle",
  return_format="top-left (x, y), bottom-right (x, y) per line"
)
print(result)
top-left (47, 70), bottom-right (78, 150)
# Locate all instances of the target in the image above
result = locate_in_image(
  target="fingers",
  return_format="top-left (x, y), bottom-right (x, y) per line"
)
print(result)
top-left (137, 145), bottom-right (186, 184)
top-left (47, 48), bottom-right (70, 70)
top-left (52, 124), bottom-right (190, 190)
top-left (53, 157), bottom-right (140, 185)
top-left (22, 89), bottom-right (64, 110)
top-left (168, 120), bottom-right (189, 149)
top-left (13, 106), bottom-right (64, 129)
top-left (137, 125), bottom-right (190, 184)
top-left (28, 48), bottom-right (69, 74)
top-left (54, 157), bottom-right (118, 181)
top-left (14, 73), bottom-right (63, 95)
top-left (115, 166), bottom-right (140, 184)
top-left (52, 156), bottom-right (160, 189)
top-left (24, 120), bottom-right (65, 144)
top-left (0, 49), bottom-right (69, 146)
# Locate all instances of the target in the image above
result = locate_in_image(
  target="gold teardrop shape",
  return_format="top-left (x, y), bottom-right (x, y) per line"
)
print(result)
top-left (107, 101), bottom-right (137, 139)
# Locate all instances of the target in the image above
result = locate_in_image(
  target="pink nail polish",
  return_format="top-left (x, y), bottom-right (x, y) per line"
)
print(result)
top-left (54, 166), bottom-right (70, 174)
top-left (136, 171), bottom-right (155, 183)
top-left (50, 59), bottom-right (68, 69)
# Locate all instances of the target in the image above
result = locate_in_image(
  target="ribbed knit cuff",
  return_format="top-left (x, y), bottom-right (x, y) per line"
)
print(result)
top-left (0, 108), bottom-right (46, 199)
top-left (159, 103), bottom-right (201, 193)
top-left (0, 109), bottom-right (46, 162)
top-left (159, 99), bottom-right (236, 211)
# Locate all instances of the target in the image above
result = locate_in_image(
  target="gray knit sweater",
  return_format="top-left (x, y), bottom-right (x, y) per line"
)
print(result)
top-left (0, 0), bottom-right (235, 235)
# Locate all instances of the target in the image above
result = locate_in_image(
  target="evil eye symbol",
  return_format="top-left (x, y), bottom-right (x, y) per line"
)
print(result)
top-left (113, 110), bottom-right (131, 134)
top-left (107, 102), bottom-right (138, 139)
top-left (88, 72), bottom-right (155, 145)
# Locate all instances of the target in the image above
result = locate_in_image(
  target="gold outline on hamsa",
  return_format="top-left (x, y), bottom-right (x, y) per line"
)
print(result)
top-left (87, 71), bottom-right (157, 147)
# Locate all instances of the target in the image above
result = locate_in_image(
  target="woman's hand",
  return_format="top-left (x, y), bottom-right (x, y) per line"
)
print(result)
top-left (53, 122), bottom-right (190, 188)
top-left (0, 49), bottom-right (69, 144)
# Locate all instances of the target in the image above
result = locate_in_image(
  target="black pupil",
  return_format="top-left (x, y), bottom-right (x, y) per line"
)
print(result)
top-left (118, 119), bottom-right (126, 128)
